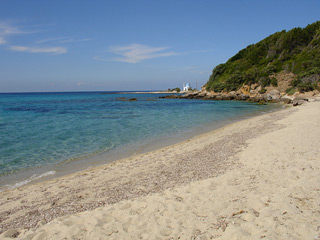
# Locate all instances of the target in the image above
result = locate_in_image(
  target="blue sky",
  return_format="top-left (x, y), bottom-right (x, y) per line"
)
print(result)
top-left (0, 0), bottom-right (319, 92)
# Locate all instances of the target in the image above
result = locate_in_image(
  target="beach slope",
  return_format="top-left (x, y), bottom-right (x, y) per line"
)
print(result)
top-left (1, 101), bottom-right (320, 239)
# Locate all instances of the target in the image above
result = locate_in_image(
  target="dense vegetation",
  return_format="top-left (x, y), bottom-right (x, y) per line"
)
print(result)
top-left (206, 21), bottom-right (320, 93)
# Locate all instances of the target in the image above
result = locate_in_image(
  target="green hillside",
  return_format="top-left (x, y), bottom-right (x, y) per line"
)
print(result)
top-left (206, 21), bottom-right (320, 93)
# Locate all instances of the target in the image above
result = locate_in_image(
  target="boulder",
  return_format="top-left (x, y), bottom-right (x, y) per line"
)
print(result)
top-left (202, 95), bottom-right (211, 100)
top-left (292, 99), bottom-right (307, 106)
top-left (279, 98), bottom-right (292, 104)
top-left (184, 92), bottom-right (199, 99)
top-left (221, 94), bottom-right (232, 100)
top-left (159, 95), bottom-right (179, 99)
top-left (266, 89), bottom-right (281, 100)
top-left (215, 95), bottom-right (223, 101)
top-left (250, 96), bottom-right (265, 103)
top-left (294, 93), bottom-right (313, 100)
top-left (236, 94), bottom-right (249, 100)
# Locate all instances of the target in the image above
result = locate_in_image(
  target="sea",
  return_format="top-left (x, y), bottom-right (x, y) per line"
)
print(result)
top-left (0, 91), bottom-right (281, 191)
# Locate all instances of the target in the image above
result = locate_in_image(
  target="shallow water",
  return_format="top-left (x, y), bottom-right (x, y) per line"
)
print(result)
top-left (0, 92), bottom-right (280, 189)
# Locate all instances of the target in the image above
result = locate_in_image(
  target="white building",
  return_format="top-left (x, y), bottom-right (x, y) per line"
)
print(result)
top-left (183, 83), bottom-right (191, 91)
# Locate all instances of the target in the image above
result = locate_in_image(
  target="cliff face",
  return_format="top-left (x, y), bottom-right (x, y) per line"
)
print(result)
top-left (205, 21), bottom-right (320, 96)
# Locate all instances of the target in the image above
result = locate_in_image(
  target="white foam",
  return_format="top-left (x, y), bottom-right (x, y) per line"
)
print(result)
top-left (0, 171), bottom-right (56, 192)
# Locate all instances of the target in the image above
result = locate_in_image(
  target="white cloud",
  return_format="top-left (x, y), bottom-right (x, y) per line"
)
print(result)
top-left (9, 45), bottom-right (67, 54)
top-left (0, 21), bottom-right (74, 55)
top-left (0, 21), bottom-right (25, 44)
top-left (0, 21), bottom-right (23, 34)
top-left (0, 37), bottom-right (6, 44)
top-left (36, 37), bottom-right (92, 44)
top-left (36, 37), bottom-right (69, 44)
top-left (109, 44), bottom-right (177, 63)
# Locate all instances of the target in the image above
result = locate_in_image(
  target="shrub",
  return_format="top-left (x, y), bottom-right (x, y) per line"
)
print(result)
top-left (211, 82), bottom-right (225, 92)
top-left (270, 77), bottom-right (278, 87)
top-left (259, 88), bottom-right (267, 94)
top-left (260, 77), bottom-right (271, 87)
top-left (297, 82), bottom-right (318, 92)
top-left (264, 65), bottom-right (277, 75)
top-left (286, 87), bottom-right (296, 95)
top-left (225, 74), bottom-right (245, 91)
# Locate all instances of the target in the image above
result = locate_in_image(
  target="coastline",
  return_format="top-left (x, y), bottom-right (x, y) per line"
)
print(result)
top-left (0, 100), bottom-right (281, 192)
top-left (1, 100), bottom-right (320, 239)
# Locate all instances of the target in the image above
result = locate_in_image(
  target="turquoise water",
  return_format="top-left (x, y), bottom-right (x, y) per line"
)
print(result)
top-left (0, 92), bottom-right (279, 189)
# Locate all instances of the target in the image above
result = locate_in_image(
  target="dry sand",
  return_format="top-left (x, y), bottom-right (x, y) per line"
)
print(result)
top-left (1, 100), bottom-right (320, 239)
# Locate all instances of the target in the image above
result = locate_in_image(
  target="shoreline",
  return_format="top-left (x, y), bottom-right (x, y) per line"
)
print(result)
top-left (1, 100), bottom-right (319, 239)
top-left (0, 102), bottom-right (282, 192)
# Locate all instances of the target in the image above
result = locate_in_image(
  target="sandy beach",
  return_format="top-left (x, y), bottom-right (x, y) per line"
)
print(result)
top-left (1, 99), bottom-right (320, 239)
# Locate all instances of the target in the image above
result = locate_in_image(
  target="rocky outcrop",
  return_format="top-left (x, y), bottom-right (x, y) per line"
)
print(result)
top-left (115, 97), bottom-right (138, 101)
top-left (160, 88), bottom-right (318, 106)
top-left (161, 71), bottom-right (319, 106)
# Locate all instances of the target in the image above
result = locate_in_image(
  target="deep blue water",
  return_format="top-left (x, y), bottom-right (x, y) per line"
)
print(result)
top-left (0, 92), bottom-right (279, 189)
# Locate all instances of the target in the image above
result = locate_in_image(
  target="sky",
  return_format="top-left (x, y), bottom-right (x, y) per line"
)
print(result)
top-left (0, 0), bottom-right (319, 92)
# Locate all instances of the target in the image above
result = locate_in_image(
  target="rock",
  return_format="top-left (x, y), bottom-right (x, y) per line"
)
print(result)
top-left (183, 92), bottom-right (200, 99)
top-left (128, 98), bottom-right (137, 101)
top-left (269, 99), bottom-right (281, 103)
top-left (209, 95), bottom-right (217, 100)
top-left (251, 83), bottom-right (259, 90)
top-left (229, 91), bottom-right (238, 100)
top-left (279, 98), bottom-right (292, 104)
top-left (239, 85), bottom-right (250, 95)
top-left (294, 94), bottom-right (311, 101)
top-left (256, 86), bottom-right (262, 92)
top-left (116, 97), bottom-right (127, 101)
top-left (236, 94), bottom-right (249, 100)
top-left (159, 95), bottom-right (179, 99)
top-left (221, 94), bottom-right (232, 100)
top-left (202, 95), bottom-right (211, 100)
top-left (292, 99), bottom-right (307, 106)
top-left (198, 92), bottom-right (207, 97)
top-left (266, 89), bottom-right (281, 100)
top-left (215, 95), bottom-right (223, 100)
top-left (248, 97), bottom-right (260, 102)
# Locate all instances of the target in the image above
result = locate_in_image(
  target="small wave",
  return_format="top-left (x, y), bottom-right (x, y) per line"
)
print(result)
top-left (0, 171), bottom-right (56, 192)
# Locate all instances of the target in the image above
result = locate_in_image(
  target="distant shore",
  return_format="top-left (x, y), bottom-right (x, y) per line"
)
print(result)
top-left (118, 91), bottom-right (185, 94)
top-left (1, 99), bottom-right (320, 239)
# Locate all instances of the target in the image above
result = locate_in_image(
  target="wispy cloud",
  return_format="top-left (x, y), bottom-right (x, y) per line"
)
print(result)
top-left (9, 45), bottom-right (67, 54)
top-left (36, 37), bottom-right (92, 44)
top-left (0, 37), bottom-right (6, 44)
top-left (0, 20), bottom-right (90, 55)
top-left (108, 44), bottom-right (177, 63)
top-left (0, 21), bottom-right (26, 44)
top-left (36, 37), bottom-right (69, 44)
